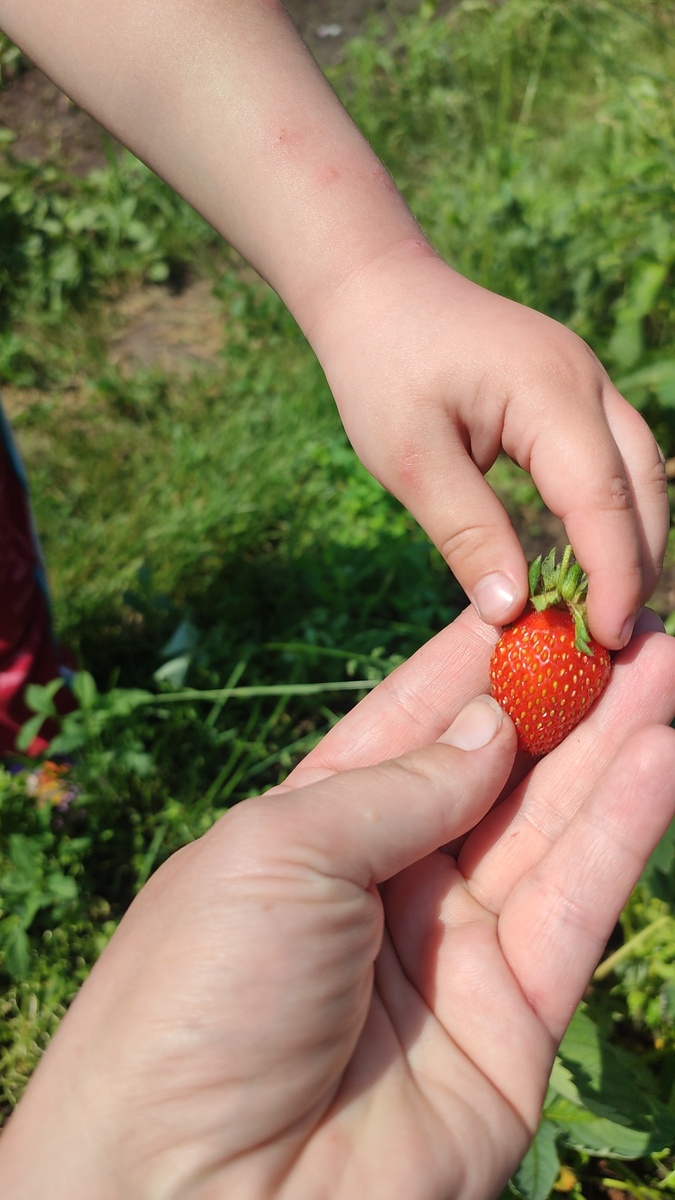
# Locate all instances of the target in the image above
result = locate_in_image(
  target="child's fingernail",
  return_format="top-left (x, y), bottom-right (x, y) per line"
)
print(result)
top-left (472, 573), bottom-right (519, 624)
top-left (440, 696), bottom-right (504, 750)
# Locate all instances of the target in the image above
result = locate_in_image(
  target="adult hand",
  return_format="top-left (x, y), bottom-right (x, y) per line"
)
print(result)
top-left (3, 608), bottom-right (675, 1200)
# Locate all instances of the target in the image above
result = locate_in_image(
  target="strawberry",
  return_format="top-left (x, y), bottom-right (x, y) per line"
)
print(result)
top-left (489, 545), bottom-right (612, 756)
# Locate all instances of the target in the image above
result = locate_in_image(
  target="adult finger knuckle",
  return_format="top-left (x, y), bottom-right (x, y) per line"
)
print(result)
top-left (394, 742), bottom-right (458, 787)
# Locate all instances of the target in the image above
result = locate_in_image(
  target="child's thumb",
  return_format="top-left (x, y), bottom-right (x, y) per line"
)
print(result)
top-left (392, 452), bottom-right (528, 627)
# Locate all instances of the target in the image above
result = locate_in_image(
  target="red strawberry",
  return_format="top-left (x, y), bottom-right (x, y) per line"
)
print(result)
top-left (489, 546), bottom-right (612, 756)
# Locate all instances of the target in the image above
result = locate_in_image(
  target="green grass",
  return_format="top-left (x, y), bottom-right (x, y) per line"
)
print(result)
top-left (2, 3), bottom-right (675, 1196)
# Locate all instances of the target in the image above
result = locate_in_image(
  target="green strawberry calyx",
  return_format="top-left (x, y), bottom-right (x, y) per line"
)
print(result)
top-left (528, 544), bottom-right (594, 656)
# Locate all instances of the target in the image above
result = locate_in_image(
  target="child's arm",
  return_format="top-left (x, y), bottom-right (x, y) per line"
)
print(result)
top-left (0, 0), bottom-right (666, 647)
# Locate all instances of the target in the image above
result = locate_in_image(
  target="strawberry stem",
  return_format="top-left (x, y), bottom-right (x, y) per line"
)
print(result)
top-left (528, 544), bottom-right (595, 655)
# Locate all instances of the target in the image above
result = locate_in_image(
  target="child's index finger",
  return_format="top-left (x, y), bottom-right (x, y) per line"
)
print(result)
top-left (529, 396), bottom-right (667, 650)
top-left (564, 499), bottom-right (644, 650)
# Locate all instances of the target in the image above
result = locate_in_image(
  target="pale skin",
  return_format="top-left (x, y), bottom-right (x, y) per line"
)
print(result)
top-left (0, 0), bottom-right (668, 647)
top-left (2, 607), bottom-right (675, 1200)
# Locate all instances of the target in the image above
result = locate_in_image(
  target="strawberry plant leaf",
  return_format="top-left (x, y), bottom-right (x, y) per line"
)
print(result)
top-left (544, 1008), bottom-right (675, 1159)
top-left (640, 820), bottom-right (675, 903)
top-left (511, 1116), bottom-right (560, 1200)
top-left (544, 1089), bottom-right (663, 1159)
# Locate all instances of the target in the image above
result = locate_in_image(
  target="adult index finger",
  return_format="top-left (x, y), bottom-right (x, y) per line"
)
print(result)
top-left (275, 606), bottom-right (498, 791)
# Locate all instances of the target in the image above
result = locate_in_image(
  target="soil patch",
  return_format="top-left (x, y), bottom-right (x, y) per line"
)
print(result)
top-left (0, 64), bottom-right (106, 174)
top-left (108, 278), bottom-right (226, 375)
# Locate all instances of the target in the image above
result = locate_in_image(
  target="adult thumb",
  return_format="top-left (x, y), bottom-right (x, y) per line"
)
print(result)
top-left (265, 695), bottom-right (516, 889)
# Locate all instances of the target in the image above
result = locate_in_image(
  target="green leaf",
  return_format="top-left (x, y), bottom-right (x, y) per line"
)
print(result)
top-left (545, 1008), bottom-right (675, 1159)
top-left (8, 833), bottom-right (42, 877)
top-left (154, 655), bottom-right (192, 687)
top-left (25, 678), bottom-right (63, 716)
top-left (0, 918), bottom-right (31, 980)
top-left (44, 872), bottom-right (78, 904)
top-left (147, 260), bottom-right (169, 282)
top-left (616, 358), bottom-right (675, 411)
top-left (71, 671), bottom-right (99, 710)
top-left (118, 749), bottom-right (155, 778)
top-left (545, 1089), bottom-right (657, 1159)
top-left (46, 725), bottom-right (89, 757)
top-left (50, 242), bottom-right (81, 285)
top-left (512, 1117), bottom-right (560, 1200)
top-left (16, 712), bottom-right (49, 752)
top-left (660, 980), bottom-right (675, 1023)
top-left (160, 619), bottom-right (199, 659)
top-left (641, 820), bottom-right (675, 900)
top-left (608, 261), bottom-right (668, 370)
top-left (63, 205), bottom-right (102, 234)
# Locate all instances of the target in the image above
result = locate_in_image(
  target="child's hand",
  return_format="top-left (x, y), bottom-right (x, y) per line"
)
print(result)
top-left (2, 0), bottom-right (667, 652)
top-left (308, 240), bottom-right (668, 650)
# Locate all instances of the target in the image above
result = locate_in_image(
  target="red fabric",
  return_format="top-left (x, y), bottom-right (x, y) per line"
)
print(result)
top-left (0, 418), bottom-right (74, 756)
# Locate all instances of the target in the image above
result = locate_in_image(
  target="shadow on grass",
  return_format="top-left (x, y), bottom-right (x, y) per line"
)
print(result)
top-left (34, 528), bottom-right (465, 916)
top-left (63, 528), bottom-right (466, 694)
